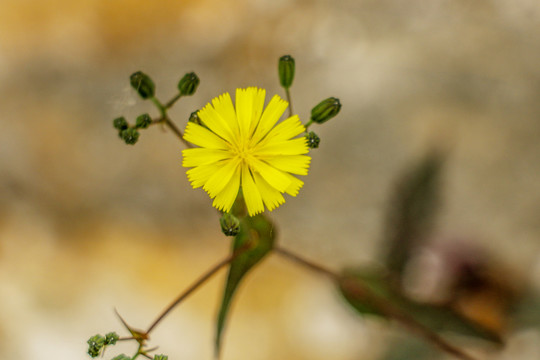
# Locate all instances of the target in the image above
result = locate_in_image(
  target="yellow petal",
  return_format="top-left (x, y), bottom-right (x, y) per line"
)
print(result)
top-left (249, 158), bottom-right (291, 193)
top-left (253, 172), bottom-right (285, 211)
top-left (203, 158), bottom-right (241, 197)
top-left (186, 162), bottom-right (222, 188)
top-left (182, 148), bottom-right (232, 167)
top-left (251, 95), bottom-right (288, 144)
top-left (249, 88), bottom-right (266, 136)
top-left (283, 173), bottom-right (304, 196)
top-left (198, 102), bottom-right (236, 144)
top-left (212, 92), bottom-right (240, 137)
top-left (183, 122), bottom-right (229, 149)
top-left (212, 165), bottom-right (241, 212)
top-left (260, 155), bottom-right (311, 176)
top-left (255, 138), bottom-right (309, 156)
top-left (235, 88), bottom-right (254, 138)
top-left (261, 115), bottom-right (304, 143)
top-left (241, 164), bottom-right (264, 216)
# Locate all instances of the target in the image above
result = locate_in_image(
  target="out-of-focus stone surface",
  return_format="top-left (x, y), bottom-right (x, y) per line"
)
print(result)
top-left (1, 0), bottom-right (540, 359)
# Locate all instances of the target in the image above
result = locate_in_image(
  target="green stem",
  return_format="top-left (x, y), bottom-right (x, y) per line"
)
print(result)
top-left (304, 119), bottom-right (314, 131)
top-left (131, 343), bottom-right (145, 360)
top-left (165, 93), bottom-right (182, 109)
top-left (150, 97), bottom-right (166, 118)
top-left (149, 96), bottom-right (192, 148)
top-left (164, 117), bottom-right (193, 148)
top-left (285, 88), bottom-right (293, 117)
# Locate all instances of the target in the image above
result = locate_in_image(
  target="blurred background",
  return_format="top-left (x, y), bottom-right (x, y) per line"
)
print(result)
top-left (1, 0), bottom-right (540, 359)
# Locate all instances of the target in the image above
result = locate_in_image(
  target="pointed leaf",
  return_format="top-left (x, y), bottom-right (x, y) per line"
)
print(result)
top-left (215, 213), bottom-right (275, 357)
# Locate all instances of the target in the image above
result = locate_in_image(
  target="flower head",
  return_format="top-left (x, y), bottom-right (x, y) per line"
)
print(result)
top-left (182, 87), bottom-right (310, 216)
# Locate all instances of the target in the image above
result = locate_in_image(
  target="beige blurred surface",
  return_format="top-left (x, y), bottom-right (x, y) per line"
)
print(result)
top-left (1, 0), bottom-right (540, 359)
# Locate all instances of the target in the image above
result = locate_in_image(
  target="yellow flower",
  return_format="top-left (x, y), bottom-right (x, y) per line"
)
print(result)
top-left (182, 87), bottom-right (311, 216)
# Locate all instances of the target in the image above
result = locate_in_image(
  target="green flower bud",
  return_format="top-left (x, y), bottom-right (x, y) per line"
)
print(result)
top-left (130, 71), bottom-right (155, 99)
top-left (104, 332), bottom-right (119, 346)
top-left (135, 113), bottom-right (152, 129)
top-left (154, 355), bottom-right (169, 360)
top-left (220, 213), bottom-right (240, 237)
top-left (188, 111), bottom-right (202, 125)
top-left (113, 116), bottom-right (129, 131)
top-left (278, 55), bottom-right (295, 89)
top-left (120, 128), bottom-right (140, 145)
top-left (310, 97), bottom-right (341, 124)
top-left (177, 72), bottom-right (200, 96)
top-left (305, 131), bottom-right (320, 149)
top-left (111, 355), bottom-right (131, 360)
top-left (87, 334), bottom-right (105, 358)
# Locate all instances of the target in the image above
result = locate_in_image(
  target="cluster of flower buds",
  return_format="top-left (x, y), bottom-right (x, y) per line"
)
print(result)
top-left (113, 113), bottom-right (152, 145)
top-left (113, 70), bottom-right (200, 145)
top-left (87, 332), bottom-right (119, 358)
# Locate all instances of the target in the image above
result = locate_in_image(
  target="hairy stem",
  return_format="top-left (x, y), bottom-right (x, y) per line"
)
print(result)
top-left (274, 246), bottom-right (478, 360)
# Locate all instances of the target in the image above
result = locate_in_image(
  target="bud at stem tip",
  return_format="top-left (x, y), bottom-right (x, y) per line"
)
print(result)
top-left (177, 72), bottom-right (200, 96)
top-left (130, 71), bottom-right (155, 99)
top-left (278, 55), bottom-right (295, 89)
top-left (310, 97), bottom-right (341, 124)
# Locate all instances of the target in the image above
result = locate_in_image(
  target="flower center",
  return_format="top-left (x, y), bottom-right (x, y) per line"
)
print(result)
top-left (230, 142), bottom-right (255, 164)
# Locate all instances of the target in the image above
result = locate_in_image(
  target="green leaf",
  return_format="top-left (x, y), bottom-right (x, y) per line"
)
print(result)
top-left (339, 268), bottom-right (394, 317)
top-left (215, 213), bottom-right (275, 358)
top-left (338, 268), bottom-right (503, 344)
top-left (383, 152), bottom-right (444, 277)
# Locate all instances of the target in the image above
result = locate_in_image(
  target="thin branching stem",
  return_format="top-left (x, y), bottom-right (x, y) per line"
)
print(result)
top-left (145, 245), bottom-right (249, 335)
top-left (304, 119), bottom-right (314, 131)
top-left (165, 93), bottom-right (182, 109)
top-left (149, 96), bottom-right (193, 148)
top-left (274, 246), bottom-right (337, 280)
top-left (274, 246), bottom-right (478, 360)
top-left (163, 117), bottom-right (193, 147)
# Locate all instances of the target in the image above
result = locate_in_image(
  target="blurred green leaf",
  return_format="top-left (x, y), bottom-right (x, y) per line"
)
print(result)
top-left (339, 268), bottom-right (394, 316)
top-left (384, 152), bottom-right (444, 277)
top-left (338, 268), bottom-right (503, 344)
top-left (381, 334), bottom-right (435, 360)
top-left (215, 213), bottom-right (275, 357)
top-left (510, 291), bottom-right (540, 330)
